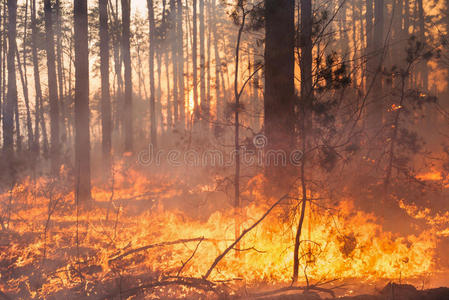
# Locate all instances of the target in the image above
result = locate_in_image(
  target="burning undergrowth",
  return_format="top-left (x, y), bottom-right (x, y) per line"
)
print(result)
top-left (0, 162), bottom-right (447, 299)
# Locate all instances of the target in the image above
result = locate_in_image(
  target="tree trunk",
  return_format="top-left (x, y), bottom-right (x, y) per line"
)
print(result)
top-left (44, 0), bottom-right (60, 173)
top-left (366, 0), bottom-right (384, 131)
top-left (292, 0), bottom-right (313, 284)
top-left (3, 0), bottom-right (18, 156)
top-left (170, 0), bottom-right (179, 125)
top-left (199, 0), bottom-right (207, 126)
top-left (17, 0), bottom-right (33, 151)
top-left (16, 48), bottom-right (33, 152)
top-left (192, 0), bottom-right (199, 122)
top-left (147, 0), bottom-right (157, 148)
top-left (417, 0), bottom-right (427, 90)
top-left (121, 0), bottom-right (132, 152)
top-left (31, 0), bottom-right (48, 154)
top-left (211, 0), bottom-right (221, 123)
top-left (264, 0), bottom-right (295, 153)
top-left (74, 0), bottom-right (91, 203)
top-left (55, 0), bottom-right (67, 143)
top-left (0, 2), bottom-right (3, 148)
top-left (100, 0), bottom-right (112, 165)
top-left (177, 0), bottom-right (185, 129)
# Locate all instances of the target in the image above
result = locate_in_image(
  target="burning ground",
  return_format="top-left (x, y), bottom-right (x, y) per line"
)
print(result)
top-left (0, 161), bottom-right (448, 299)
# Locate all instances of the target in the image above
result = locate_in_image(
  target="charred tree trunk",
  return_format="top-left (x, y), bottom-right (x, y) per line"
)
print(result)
top-left (121, 0), bottom-right (132, 152)
top-left (74, 0), bottom-right (91, 203)
top-left (44, 0), bottom-right (60, 173)
top-left (100, 0), bottom-right (112, 165)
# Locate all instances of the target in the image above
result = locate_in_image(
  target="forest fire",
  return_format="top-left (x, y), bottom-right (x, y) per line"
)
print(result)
top-left (0, 164), bottom-right (447, 299)
top-left (1, 0), bottom-right (449, 298)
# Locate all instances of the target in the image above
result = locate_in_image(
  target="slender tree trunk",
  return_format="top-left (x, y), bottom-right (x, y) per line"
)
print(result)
top-left (121, 0), bottom-right (132, 152)
top-left (212, 0), bottom-right (221, 123)
top-left (110, 0), bottom-right (123, 136)
top-left (293, 0), bottom-right (313, 284)
top-left (199, 0), bottom-right (207, 126)
top-left (192, 0), bottom-right (199, 122)
top-left (17, 0), bottom-right (33, 151)
top-left (165, 50), bottom-right (172, 129)
top-left (417, 0), bottom-right (427, 90)
top-left (367, 0), bottom-right (384, 130)
top-left (44, 0), bottom-right (61, 173)
top-left (55, 0), bottom-right (67, 143)
top-left (170, 0), bottom-right (179, 125)
top-left (74, 0), bottom-right (91, 203)
top-left (233, 2), bottom-right (245, 246)
top-left (31, 0), bottom-right (48, 154)
top-left (177, 0), bottom-right (185, 129)
top-left (206, 0), bottom-right (211, 116)
top-left (100, 0), bottom-right (112, 165)
top-left (16, 49), bottom-right (33, 151)
top-left (14, 84), bottom-right (21, 153)
top-left (3, 0), bottom-right (18, 156)
top-left (0, 1), bottom-right (3, 148)
top-left (157, 43), bottom-right (163, 135)
top-left (147, 0), bottom-right (157, 148)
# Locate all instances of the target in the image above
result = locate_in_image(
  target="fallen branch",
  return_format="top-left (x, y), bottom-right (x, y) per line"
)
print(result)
top-left (247, 285), bottom-right (336, 298)
top-left (109, 237), bottom-right (211, 263)
top-left (177, 237), bottom-right (204, 276)
top-left (103, 276), bottom-right (219, 299)
top-left (203, 194), bottom-right (289, 279)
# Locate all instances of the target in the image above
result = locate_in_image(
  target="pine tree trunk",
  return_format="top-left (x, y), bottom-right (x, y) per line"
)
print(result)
top-left (31, 0), bottom-right (48, 154)
top-left (264, 0), bottom-right (295, 151)
top-left (192, 0), bottom-right (199, 122)
top-left (56, 0), bottom-right (67, 143)
top-left (293, 0), bottom-right (312, 283)
top-left (147, 0), bottom-right (157, 148)
top-left (417, 0), bottom-right (427, 90)
top-left (0, 2), bottom-right (3, 148)
top-left (170, 0), bottom-right (179, 125)
top-left (121, 0), bottom-right (133, 152)
top-left (17, 0), bottom-right (33, 151)
top-left (74, 0), bottom-right (91, 204)
top-left (177, 0), bottom-right (185, 129)
top-left (16, 48), bottom-right (33, 151)
top-left (100, 0), bottom-right (112, 165)
top-left (44, 0), bottom-right (60, 173)
top-left (199, 0), bottom-right (207, 126)
top-left (3, 0), bottom-right (18, 156)
top-left (211, 0), bottom-right (221, 123)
